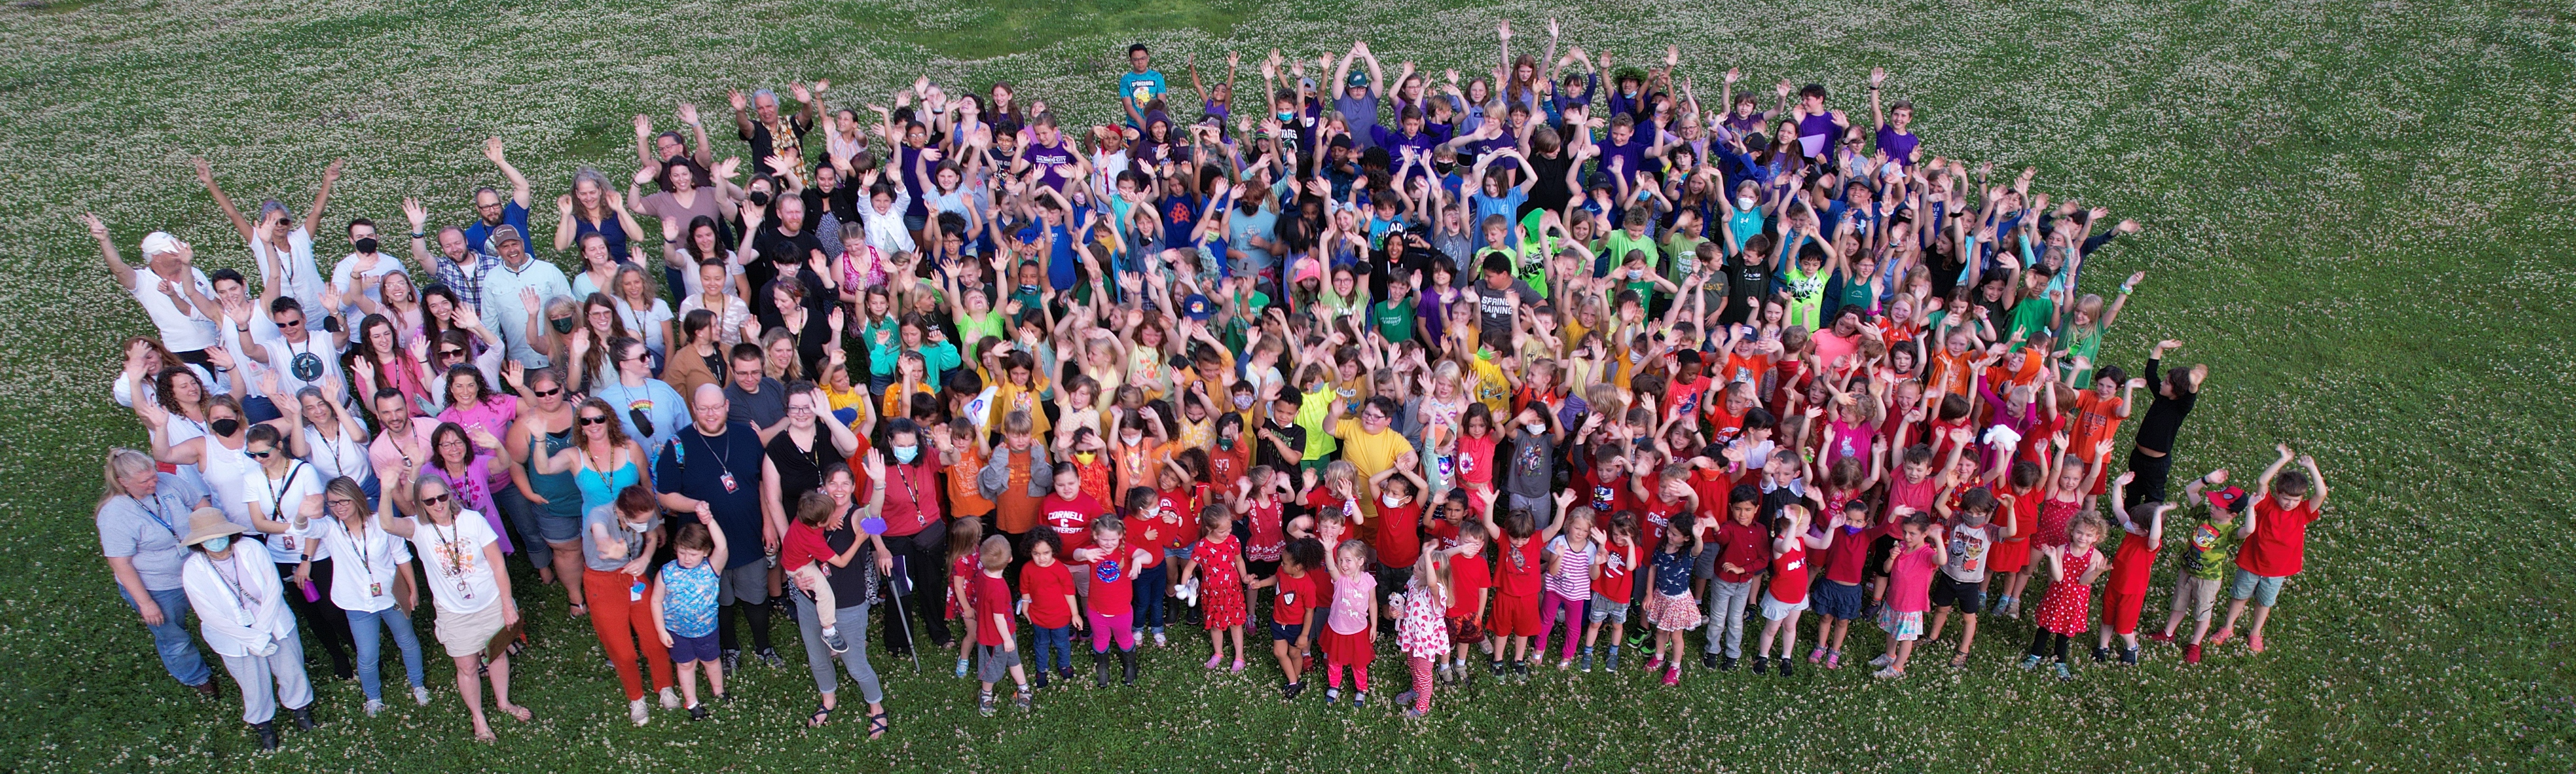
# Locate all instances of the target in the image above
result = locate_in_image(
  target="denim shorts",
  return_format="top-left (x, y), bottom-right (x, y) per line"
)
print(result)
top-left (1585, 592), bottom-right (1630, 623)
top-left (1812, 579), bottom-right (1865, 620)
top-left (2228, 568), bottom-right (2287, 607)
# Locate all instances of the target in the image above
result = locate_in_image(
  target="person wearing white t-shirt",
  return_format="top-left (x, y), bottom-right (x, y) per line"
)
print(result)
top-left (197, 155), bottom-right (334, 317)
top-left (234, 424), bottom-right (353, 681)
top-left (380, 475), bottom-right (529, 742)
top-left (330, 218), bottom-right (405, 321)
top-left (87, 214), bottom-right (221, 363)
top-left (307, 477), bottom-right (428, 716)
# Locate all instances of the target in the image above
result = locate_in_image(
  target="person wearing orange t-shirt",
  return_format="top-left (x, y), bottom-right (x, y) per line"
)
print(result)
top-left (2063, 364), bottom-right (2142, 510)
top-left (976, 410), bottom-right (1053, 543)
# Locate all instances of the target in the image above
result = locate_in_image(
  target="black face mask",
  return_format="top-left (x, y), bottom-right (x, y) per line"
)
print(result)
top-left (747, 191), bottom-right (772, 208)
top-left (1433, 161), bottom-right (1457, 175)
top-left (550, 317), bottom-right (577, 334)
top-left (352, 237), bottom-right (379, 254)
top-left (210, 418), bottom-right (242, 437)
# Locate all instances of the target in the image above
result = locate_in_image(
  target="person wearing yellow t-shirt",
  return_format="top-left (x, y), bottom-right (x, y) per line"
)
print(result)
top-left (1330, 394), bottom-right (1418, 523)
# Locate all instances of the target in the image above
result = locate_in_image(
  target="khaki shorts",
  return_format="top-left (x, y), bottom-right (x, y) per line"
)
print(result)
top-left (2168, 574), bottom-right (2221, 620)
top-left (434, 601), bottom-right (507, 658)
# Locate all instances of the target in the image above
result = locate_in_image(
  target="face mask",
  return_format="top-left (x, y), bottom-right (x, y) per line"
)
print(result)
top-left (1737, 196), bottom-right (1756, 210)
top-left (1121, 432), bottom-right (1143, 447)
top-left (1523, 421), bottom-right (1544, 435)
top-left (202, 536), bottom-right (231, 553)
top-left (747, 191), bottom-right (771, 207)
top-left (353, 237), bottom-right (379, 254)
top-left (550, 317), bottom-right (577, 334)
top-left (1382, 492), bottom-right (1403, 508)
top-left (1275, 111), bottom-right (1294, 122)
top-left (210, 418), bottom-right (242, 437)
top-left (1075, 452), bottom-right (1097, 465)
top-left (1433, 161), bottom-right (1457, 175)
top-left (1627, 269), bottom-right (1643, 280)
top-left (1233, 394), bottom-right (1254, 409)
top-left (1217, 435), bottom-right (1236, 450)
top-left (892, 445), bottom-right (919, 464)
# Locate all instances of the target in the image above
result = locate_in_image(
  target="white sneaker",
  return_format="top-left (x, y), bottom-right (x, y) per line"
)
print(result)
top-left (412, 685), bottom-right (432, 706)
top-left (629, 698), bottom-right (650, 726)
top-left (659, 686), bottom-right (681, 710)
top-left (1868, 654), bottom-right (1895, 668)
top-left (363, 699), bottom-right (386, 717)
top-left (1153, 631), bottom-right (1169, 648)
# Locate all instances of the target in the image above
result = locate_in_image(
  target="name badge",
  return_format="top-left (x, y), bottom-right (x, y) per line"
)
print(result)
top-left (630, 581), bottom-right (647, 602)
top-left (369, 582), bottom-right (385, 597)
top-left (719, 471), bottom-right (739, 493)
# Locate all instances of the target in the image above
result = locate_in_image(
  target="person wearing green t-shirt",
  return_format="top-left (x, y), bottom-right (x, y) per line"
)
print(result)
top-left (1513, 208), bottom-right (1559, 297)
top-left (1776, 223), bottom-right (1837, 333)
top-left (2003, 262), bottom-right (2057, 344)
top-left (1603, 208), bottom-right (1659, 282)
top-left (2156, 471), bottom-right (2246, 664)
top-left (1370, 271), bottom-right (1418, 343)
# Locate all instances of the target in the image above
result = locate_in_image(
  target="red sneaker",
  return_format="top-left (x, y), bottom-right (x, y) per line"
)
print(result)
top-left (2145, 631), bottom-right (2174, 644)
top-left (2182, 644), bottom-right (2202, 664)
top-left (2248, 634), bottom-right (2266, 654)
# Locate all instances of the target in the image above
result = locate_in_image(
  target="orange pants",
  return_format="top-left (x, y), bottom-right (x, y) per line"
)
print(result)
top-left (584, 568), bottom-right (677, 701)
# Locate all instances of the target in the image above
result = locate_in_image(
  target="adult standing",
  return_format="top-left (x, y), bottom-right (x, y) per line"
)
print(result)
top-left (196, 156), bottom-right (333, 317)
top-left (96, 448), bottom-right (219, 699)
top-left (233, 423), bottom-right (353, 682)
top-left (176, 508), bottom-right (319, 751)
top-left (788, 462), bottom-right (889, 736)
top-left (732, 85), bottom-right (816, 175)
top-left (463, 137), bottom-right (533, 257)
top-left (306, 477), bottom-right (429, 716)
top-left (87, 214), bottom-right (220, 365)
top-left (657, 383), bottom-right (784, 674)
top-left (2123, 339), bottom-right (2207, 510)
top-left (502, 364), bottom-right (581, 592)
top-left (406, 197), bottom-right (501, 317)
top-left (481, 225), bottom-right (572, 368)
top-left (1119, 44), bottom-right (1168, 129)
top-left (554, 168), bottom-right (644, 264)
top-left (592, 337), bottom-right (688, 466)
top-left (864, 418), bottom-right (952, 658)
top-left (581, 485), bottom-right (678, 725)
top-left (381, 476), bottom-right (531, 742)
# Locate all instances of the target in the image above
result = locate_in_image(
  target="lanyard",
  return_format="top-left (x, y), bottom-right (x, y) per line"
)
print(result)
top-left (137, 498), bottom-right (181, 540)
top-left (336, 518), bottom-right (378, 579)
top-left (208, 553), bottom-right (256, 615)
top-left (429, 519), bottom-right (473, 598)
top-left (261, 463), bottom-right (305, 523)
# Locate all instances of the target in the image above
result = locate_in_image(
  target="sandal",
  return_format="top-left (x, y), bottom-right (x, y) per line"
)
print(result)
top-left (1949, 651), bottom-right (1971, 668)
top-left (567, 602), bottom-right (588, 618)
top-left (866, 710), bottom-right (889, 740)
top-left (804, 704), bottom-right (834, 728)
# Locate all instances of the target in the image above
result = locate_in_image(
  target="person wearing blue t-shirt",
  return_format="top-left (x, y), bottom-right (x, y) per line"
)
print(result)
top-left (1119, 44), bottom-right (1168, 130)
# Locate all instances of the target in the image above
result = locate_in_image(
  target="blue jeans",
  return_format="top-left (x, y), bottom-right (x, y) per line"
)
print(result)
top-left (120, 586), bottom-right (212, 687)
top-left (345, 606), bottom-right (426, 702)
top-left (1032, 625), bottom-right (1074, 674)
top-left (1133, 563), bottom-right (1169, 633)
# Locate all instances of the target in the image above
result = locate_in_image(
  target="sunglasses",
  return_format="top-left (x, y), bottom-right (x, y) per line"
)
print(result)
top-left (419, 493), bottom-right (452, 506)
top-left (531, 387), bottom-right (563, 398)
top-left (579, 415), bottom-right (612, 426)
top-left (439, 348), bottom-right (468, 358)
top-left (279, 318), bottom-right (305, 328)
top-left (245, 448), bottom-right (275, 459)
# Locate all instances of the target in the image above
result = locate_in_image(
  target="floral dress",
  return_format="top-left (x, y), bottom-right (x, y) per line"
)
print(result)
top-left (2035, 549), bottom-right (2096, 636)
top-left (1193, 535), bottom-right (1247, 628)
top-left (1394, 573), bottom-right (1451, 659)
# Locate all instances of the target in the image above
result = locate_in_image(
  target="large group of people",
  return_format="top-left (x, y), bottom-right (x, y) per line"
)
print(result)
top-left (90, 25), bottom-right (2332, 748)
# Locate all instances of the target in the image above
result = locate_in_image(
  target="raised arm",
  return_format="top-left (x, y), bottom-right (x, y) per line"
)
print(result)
top-left (484, 137), bottom-right (532, 209)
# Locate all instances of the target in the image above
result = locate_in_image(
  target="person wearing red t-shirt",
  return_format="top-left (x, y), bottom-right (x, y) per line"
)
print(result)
top-left (1245, 537), bottom-right (1326, 698)
top-left (1367, 464), bottom-right (1430, 608)
top-left (1437, 526), bottom-right (1492, 684)
top-left (969, 536), bottom-right (1028, 715)
top-left (1581, 512), bottom-right (1645, 671)
top-left (1072, 516), bottom-right (1159, 687)
top-left (1128, 475), bottom-right (1193, 649)
top-left (1177, 507), bottom-right (1249, 672)
top-left (1475, 486), bottom-right (1576, 682)
top-left (2217, 447), bottom-right (2328, 655)
top-left (1015, 532), bottom-right (1082, 688)
top-left (1751, 504), bottom-right (1833, 676)
top-left (1576, 453), bottom-right (1632, 520)
top-left (1629, 463), bottom-right (1700, 563)
top-left (1809, 500), bottom-right (1883, 669)
top-left (1036, 464), bottom-right (1107, 594)
top-left (2094, 472), bottom-right (2169, 665)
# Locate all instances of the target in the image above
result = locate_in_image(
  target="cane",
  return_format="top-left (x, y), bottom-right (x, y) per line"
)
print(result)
top-left (860, 514), bottom-right (921, 672)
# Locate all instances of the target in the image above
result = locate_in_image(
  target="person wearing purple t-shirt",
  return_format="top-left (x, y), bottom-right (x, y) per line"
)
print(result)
top-left (1867, 68), bottom-right (1922, 169)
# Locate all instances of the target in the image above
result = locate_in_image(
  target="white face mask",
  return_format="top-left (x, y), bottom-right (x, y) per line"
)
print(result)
top-left (1523, 421), bottom-right (1545, 435)
top-left (1381, 492), bottom-right (1404, 508)
top-left (1737, 196), bottom-right (1756, 210)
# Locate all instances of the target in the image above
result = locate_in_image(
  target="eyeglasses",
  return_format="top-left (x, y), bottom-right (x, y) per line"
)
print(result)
top-left (579, 415), bottom-right (612, 426)
top-left (786, 404), bottom-right (815, 414)
top-left (531, 387), bottom-right (563, 398)
top-left (326, 498), bottom-right (356, 509)
top-left (419, 493), bottom-right (452, 506)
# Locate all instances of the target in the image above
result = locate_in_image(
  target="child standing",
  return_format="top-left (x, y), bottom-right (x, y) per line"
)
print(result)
top-left (1806, 500), bottom-right (1876, 670)
top-left (1245, 537), bottom-right (1326, 699)
top-left (2215, 446), bottom-right (2328, 655)
top-left (2153, 470), bottom-right (2244, 664)
top-left (1016, 532), bottom-right (1082, 689)
top-left (1317, 539), bottom-right (1381, 706)
top-left (1987, 461), bottom-right (2044, 617)
top-left (1537, 506), bottom-right (1599, 671)
top-left (1439, 520), bottom-right (1491, 686)
top-left (2095, 474), bottom-right (2170, 665)
top-left (1391, 547), bottom-right (1451, 718)
top-left (1870, 510), bottom-right (1949, 679)
top-left (1644, 514), bottom-right (1710, 685)
top-left (779, 492), bottom-right (862, 655)
top-left (1073, 515), bottom-right (1158, 687)
top-left (1476, 486), bottom-right (1575, 683)
top-left (944, 518), bottom-right (987, 678)
top-left (652, 514), bottom-right (729, 720)
top-left (972, 535), bottom-right (1032, 715)
top-left (2022, 512), bottom-right (2109, 680)
top-left (1178, 508), bottom-right (1249, 672)
top-left (1925, 487), bottom-right (2005, 668)
top-left (1583, 512), bottom-right (1643, 672)
top-left (1752, 504), bottom-right (1831, 677)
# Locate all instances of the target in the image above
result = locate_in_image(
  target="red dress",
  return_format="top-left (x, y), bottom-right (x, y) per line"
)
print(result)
top-left (1194, 535), bottom-right (1247, 628)
top-left (1987, 488), bottom-right (2040, 574)
top-left (2034, 549), bottom-right (2095, 636)
top-left (2035, 496), bottom-right (2080, 549)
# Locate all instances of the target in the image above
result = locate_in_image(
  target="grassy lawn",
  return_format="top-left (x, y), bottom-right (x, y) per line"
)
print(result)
top-left (1, 0), bottom-right (2571, 770)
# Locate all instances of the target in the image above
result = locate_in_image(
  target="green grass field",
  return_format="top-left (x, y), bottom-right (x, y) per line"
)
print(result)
top-left (2, 0), bottom-right (2572, 770)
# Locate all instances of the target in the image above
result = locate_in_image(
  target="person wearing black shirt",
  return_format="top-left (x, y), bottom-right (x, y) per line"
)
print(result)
top-left (2123, 339), bottom-right (2207, 509)
top-left (732, 86), bottom-right (815, 173)
top-left (1721, 245), bottom-right (1770, 326)
top-left (1256, 390), bottom-right (1308, 474)
top-left (654, 384), bottom-right (783, 672)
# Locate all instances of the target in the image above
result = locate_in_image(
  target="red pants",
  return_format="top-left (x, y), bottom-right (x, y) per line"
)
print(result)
top-left (584, 568), bottom-right (677, 701)
top-left (2101, 586), bottom-right (2146, 635)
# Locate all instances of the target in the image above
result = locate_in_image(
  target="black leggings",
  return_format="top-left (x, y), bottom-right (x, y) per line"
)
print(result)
top-left (2026, 629), bottom-right (2072, 664)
